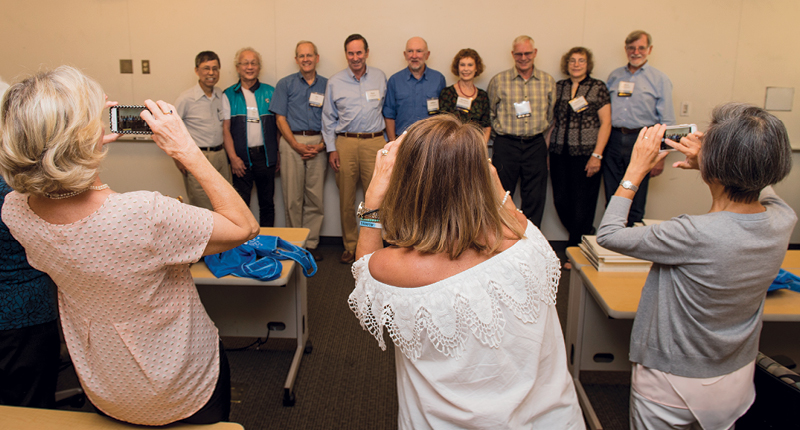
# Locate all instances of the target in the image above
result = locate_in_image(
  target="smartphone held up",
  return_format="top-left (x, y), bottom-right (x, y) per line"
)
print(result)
top-left (109, 105), bottom-right (152, 134)
top-left (660, 124), bottom-right (697, 151)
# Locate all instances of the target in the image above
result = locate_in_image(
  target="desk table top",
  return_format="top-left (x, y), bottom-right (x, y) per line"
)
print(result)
top-left (567, 246), bottom-right (800, 322)
top-left (0, 405), bottom-right (243, 430)
top-left (191, 227), bottom-right (309, 286)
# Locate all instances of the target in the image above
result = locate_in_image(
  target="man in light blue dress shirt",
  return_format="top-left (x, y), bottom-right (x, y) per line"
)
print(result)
top-left (383, 37), bottom-right (446, 140)
top-left (322, 34), bottom-right (387, 264)
top-left (271, 41), bottom-right (328, 261)
top-left (605, 30), bottom-right (675, 225)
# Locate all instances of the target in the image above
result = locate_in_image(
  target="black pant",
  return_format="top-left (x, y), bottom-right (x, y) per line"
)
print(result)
top-left (491, 133), bottom-right (548, 227)
top-left (550, 151), bottom-right (602, 246)
top-left (233, 146), bottom-right (276, 227)
top-left (0, 320), bottom-right (60, 408)
top-left (602, 128), bottom-right (651, 225)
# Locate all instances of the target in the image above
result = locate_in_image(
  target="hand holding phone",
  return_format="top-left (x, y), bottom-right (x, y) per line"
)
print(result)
top-left (660, 124), bottom-right (697, 151)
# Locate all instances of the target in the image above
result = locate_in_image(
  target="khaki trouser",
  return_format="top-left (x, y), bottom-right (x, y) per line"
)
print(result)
top-left (334, 135), bottom-right (386, 253)
top-left (184, 148), bottom-right (232, 210)
top-left (279, 134), bottom-right (327, 249)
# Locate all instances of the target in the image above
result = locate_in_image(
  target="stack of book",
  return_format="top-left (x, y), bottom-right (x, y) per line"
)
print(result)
top-left (579, 235), bottom-right (652, 272)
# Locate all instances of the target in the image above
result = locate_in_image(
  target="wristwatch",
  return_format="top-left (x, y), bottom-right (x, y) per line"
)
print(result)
top-left (357, 201), bottom-right (380, 221)
top-left (620, 180), bottom-right (639, 192)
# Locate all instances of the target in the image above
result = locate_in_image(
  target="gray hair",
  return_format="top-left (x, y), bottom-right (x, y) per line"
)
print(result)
top-left (234, 47), bottom-right (262, 68)
top-left (625, 30), bottom-right (652, 47)
top-left (295, 40), bottom-right (318, 57)
top-left (701, 102), bottom-right (792, 203)
top-left (512, 35), bottom-right (534, 50)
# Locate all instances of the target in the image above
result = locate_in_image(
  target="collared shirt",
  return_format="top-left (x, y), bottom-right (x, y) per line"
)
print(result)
top-left (322, 66), bottom-right (387, 152)
top-left (488, 67), bottom-right (555, 137)
top-left (382, 66), bottom-right (446, 135)
top-left (607, 63), bottom-right (675, 128)
top-left (174, 83), bottom-right (224, 148)
top-left (270, 71), bottom-right (328, 132)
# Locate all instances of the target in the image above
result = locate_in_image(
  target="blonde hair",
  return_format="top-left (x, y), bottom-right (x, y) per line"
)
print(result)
top-left (381, 115), bottom-right (525, 259)
top-left (0, 66), bottom-right (107, 196)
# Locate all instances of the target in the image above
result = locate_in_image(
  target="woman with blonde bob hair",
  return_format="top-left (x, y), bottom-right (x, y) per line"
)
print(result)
top-left (0, 66), bottom-right (259, 426)
top-left (349, 115), bottom-right (584, 429)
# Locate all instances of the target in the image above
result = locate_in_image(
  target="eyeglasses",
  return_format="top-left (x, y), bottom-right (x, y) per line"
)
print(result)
top-left (513, 51), bottom-right (534, 58)
top-left (199, 66), bottom-right (220, 72)
top-left (238, 61), bottom-right (260, 67)
top-left (625, 46), bottom-right (649, 53)
top-left (568, 58), bottom-right (587, 64)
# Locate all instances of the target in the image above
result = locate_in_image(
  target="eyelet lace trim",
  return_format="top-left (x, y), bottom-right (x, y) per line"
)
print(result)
top-left (348, 224), bottom-right (560, 361)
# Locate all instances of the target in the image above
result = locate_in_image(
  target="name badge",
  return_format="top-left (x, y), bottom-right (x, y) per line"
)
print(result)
top-left (569, 96), bottom-right (589, 113)
top-left (456, 97), bottom-right (472, 112)
top-left (617, 81), bottom-right (634, 97)
top-left (246, 106), bottom-right (260, 123)
top-left (514, 100), bottom-right (532, 118)
top-left (309, 92), bottom-right (324, 107)
top-left (427, 98), bottom-right (439, 114)
top-left (365, 90), bottom-right (381, 102)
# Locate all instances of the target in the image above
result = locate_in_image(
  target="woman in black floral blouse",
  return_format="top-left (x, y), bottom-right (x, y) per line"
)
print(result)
top-left (547, 47), bottom-right (611, 265)
top-left (439, 49), bottom-right (491, 142)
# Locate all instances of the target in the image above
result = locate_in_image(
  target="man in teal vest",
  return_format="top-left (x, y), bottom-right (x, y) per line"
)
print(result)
top-left (223, 47), bottom-right (279, 226)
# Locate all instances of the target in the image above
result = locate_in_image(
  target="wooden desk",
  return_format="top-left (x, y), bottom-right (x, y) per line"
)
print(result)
top-left (0, 405), bottom-right (243, 429)
top-left (565, 247), bottom-right (800, 430)
top-left (192, 227), bottom-right (310, 407)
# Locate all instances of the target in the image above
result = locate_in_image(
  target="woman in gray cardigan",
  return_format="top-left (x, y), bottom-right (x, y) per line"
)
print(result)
top-left (596, 103), bottom-right (796, 430)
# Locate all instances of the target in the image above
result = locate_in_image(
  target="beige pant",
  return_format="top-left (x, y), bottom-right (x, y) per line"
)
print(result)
top-left (334, 135), bottom-right (386, 252)
top-left (184, 148), bottom-right (232, 210)
top-left (279, 134), bottom-right (327, 249)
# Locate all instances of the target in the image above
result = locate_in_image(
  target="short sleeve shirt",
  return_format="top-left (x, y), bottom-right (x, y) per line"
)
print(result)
top-left (1, 191), bottom-right (217, 426)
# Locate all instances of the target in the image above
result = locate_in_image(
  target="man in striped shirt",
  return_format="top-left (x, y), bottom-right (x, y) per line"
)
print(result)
top-left (488, 35), bottom-right (555, 228)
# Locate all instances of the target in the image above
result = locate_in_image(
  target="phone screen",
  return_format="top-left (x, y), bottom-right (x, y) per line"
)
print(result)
top-left (660, 126), bottom-right (693, 150)
top-left (110, 105), bottom-right (152, 134)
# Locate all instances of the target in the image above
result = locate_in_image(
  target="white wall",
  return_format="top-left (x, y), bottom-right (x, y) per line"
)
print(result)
top-left (2, 0), bottom-right (799, 241)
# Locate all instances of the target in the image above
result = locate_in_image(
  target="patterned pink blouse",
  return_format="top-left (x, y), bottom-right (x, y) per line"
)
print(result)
top-left (1, 191), bottom-right (217, 426)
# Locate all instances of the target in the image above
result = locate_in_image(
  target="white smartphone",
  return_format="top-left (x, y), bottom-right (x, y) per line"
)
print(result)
top-left (660, 124), bottom-right (697, 151)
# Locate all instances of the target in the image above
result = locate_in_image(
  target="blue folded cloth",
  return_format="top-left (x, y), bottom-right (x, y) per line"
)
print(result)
top-left (769, 268), bottom-right (800, 293)
top-left (205, 235), bottom-right (317, 281)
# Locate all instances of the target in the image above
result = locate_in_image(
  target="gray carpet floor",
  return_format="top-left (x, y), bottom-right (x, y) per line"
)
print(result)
top-left (56, 241), bottom-right (631, 429)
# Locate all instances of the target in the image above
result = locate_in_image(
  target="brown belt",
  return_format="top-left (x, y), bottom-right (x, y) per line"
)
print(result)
top-left (614, 127), bottom-right (643, 135)
top-left (337, 131), bottom-right (384, 139)
top-left (199, 144), bottom-right (225, 152)
top-left (292, 130), bottom-right (321, 136)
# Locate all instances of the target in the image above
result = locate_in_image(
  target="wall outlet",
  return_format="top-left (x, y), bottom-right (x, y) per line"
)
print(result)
top-left (142, 60), bottom-right (150, 74)
top-left (680, 101), bottom-right (691, 117)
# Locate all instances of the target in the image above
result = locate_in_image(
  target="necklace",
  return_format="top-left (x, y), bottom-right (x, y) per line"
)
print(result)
top-left (43, 184), bottom-right (109, 200)
top-left (457, 80), bottom-right (477, 98)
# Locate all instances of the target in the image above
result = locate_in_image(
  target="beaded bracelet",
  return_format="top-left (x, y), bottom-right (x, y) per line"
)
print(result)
top-left (500, 190), bottom-right (511, 206)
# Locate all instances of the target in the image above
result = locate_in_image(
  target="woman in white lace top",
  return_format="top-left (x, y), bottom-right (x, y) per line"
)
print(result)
top-left (348, 115), bottom-right (584, 429)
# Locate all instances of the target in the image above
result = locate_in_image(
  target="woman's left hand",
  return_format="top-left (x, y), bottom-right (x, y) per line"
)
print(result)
top-left (585, 157), bottom-right (601, 177)
top-left (626, 125), bottom-right (670, 181)
top-left (102, 96), bottom-right (121, 146)
top-left (364, 133), bottom-right (405, 209)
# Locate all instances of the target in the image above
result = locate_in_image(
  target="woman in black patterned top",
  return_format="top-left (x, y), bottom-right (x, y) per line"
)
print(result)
top-left (547, 47), bottom-right (611, 260)
top-left (439, 49), bottom-right (491, 142)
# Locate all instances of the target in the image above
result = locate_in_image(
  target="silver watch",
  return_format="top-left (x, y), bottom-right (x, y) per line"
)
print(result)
top-left (620, 180), bottom-right (639, 192)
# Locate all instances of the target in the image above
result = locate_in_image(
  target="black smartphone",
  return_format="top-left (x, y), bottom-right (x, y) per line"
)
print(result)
top-left (109, 105), bottom-right (152, 134)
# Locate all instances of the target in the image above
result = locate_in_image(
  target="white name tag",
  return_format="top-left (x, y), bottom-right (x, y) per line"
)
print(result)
top-left (427, 98), bottom-right (439, 114)
top-left (618, 81), bottom-right (635, 97)
top-left (246, 106), bottom-right (260, 123)
top-left (514, 100), bottom-right (532, 118)
top-left (569, 96), bottom-right (589, 113)
top-left (456, 97), bottom-right (472, 112)
top-left (309, 92), bottom-right (324, 107)
top-left (365, 90), bottom-right (381, 102)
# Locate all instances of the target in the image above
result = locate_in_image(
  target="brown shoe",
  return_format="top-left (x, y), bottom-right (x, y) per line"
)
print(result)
top-left (309, 248), bottom-right (324, 262)
top-left (340, 250), bottom-right (355, 264)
